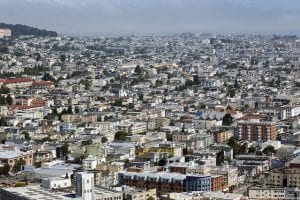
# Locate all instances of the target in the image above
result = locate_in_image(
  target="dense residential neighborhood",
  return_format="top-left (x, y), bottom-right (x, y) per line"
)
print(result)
top-left (0, 30), bottom-right (299, 200)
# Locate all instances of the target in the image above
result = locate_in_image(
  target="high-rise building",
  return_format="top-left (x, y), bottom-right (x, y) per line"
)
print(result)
top-left (237, 115), bottom-right (277, 142)
top-left (76, 172), bottom-right (94, 200)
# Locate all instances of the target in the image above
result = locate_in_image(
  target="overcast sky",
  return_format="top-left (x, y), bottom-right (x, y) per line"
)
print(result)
top-left (1, 0), bottom-right (300, 36)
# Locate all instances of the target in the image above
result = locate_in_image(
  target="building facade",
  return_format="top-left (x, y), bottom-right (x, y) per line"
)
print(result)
top-left (237, 116), bottom-right (277, 142)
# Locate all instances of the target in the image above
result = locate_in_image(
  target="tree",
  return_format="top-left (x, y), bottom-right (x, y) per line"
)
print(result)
top-left (14, 158), bottom-right (26, 172)
top-left (227, 137), bottom-right (247, 157)
top-left (62, 142), bottom-right (69, 157)
top-left (101, 136), bottom-right (108, 143)
top-left (60, 54), bottom-right (66, 62)
top-left (66, 106), bottom-right (73, 114)
top-left (222, 114), bottom-right (234, 126)
top-left (227, 88), bottom-right (235, 98)
top-left (0, 95), bottom-right (6, 105)
top-left (134, 65), bottom-right (142, 74)
top-left (158, 158), bottom-right (167, 166)
top-left (216, 151), bottom-right (225, 166)
top-left (82, 140), bottom-right (93, 146)
top-left (248, 146), bottom-right (256, 154)
top-left (5, 94), bottom-right (13, 105)
top-left (2, 163), bottom-right (10, 175)
top-left (114, 131), bottom-right (128, 141)
top-left (0, 85), bottom-right (10, 94)
top-left (147, 197), bottom-right (155, 200)
top-left (263, 145), bottom-right (276, 156)
top-left (234, 79), bottom-right (239, 89)
top-left (276, 76), bottom-right (281, 88)
top-left (42, 73), bottom-right (55, 82)
top-left (138, 93), bottom-right (144, 101)
top-left (22, 132), bottom-right (31, 140)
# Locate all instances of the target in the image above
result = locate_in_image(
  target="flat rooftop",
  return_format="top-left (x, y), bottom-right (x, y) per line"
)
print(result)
top-left (1, 184), bottom-right (80, 200)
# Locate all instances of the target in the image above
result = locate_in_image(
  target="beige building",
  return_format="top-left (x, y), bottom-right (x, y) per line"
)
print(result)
top-left (122, 187), bottom-right (156, 200)
top-left (248, 187), bottom-right (298, 200)
top-left (61, 114), bottom-right (81, 123)
top-left (265, 168), bottom-right (300, 188)
top-left (172, 132), bottom-right (196, 143)
top-left (0, 145), bottom-right (34, 171)
top-left (211, 166), bottom-right (238, 191)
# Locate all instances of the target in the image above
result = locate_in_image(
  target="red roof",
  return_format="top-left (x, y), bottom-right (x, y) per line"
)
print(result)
top-left (14, 105), bottom-right (44, 110)
top-left (238, 115), bottom-right (262, 121)
top-left (32, 81), bottom-right (53, 86)
top-left (0, 78), bottom-right (33, 84)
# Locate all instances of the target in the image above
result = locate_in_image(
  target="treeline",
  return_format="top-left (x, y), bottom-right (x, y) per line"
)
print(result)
top-left (0, 23), bottom-right (57, 37)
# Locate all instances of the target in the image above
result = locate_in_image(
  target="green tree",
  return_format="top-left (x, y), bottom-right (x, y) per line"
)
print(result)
top-left (101, 136), bottom-right (108, 143)
top-left (62, 142), bottom-right (69, 157)
top-left (5, 94), bottom-right (13, 105)
top-left (227, 137), bottom-right (247, 157)
top-left (114, 131), bottom-right (128, 141)
top-left (147, 197), bottom-right (155, 200)
top-left (60, 54), bottom-right (66, 62)
top-left (2, 163), bottom-right (10, 175)
top-left (0, 95), bottom-right (6, 105)
top-left (234, 79), bottom-right (239, 89)
top-left (66, 106), bottom-right (73, 114)
top-left (158, 158), bottom-right (167, 166)
top-left (222, 114), bottom-right (234, 126)
top-left (227, 88), bottom-right (235, 98)
top-left (14, 158), bottom-right (26, 172)
top-left (216, 151), bottom-right (225, 166)
top-left (0, 85), bottom-right (10, 94)
top-left (138, 93), bottom-right (144, 101)
top-left (82, 140), bottom-right (93, 146)
top-left (42, 73), bottom-right (55, 82)
top-left (248, 146), bottom-right (256, 154)
top-left (22, 132), bottom-right (31, 140)
top-left (134, 65), bottom-right (142, 74)
top-left (263, 145), bottom-right (276, 156)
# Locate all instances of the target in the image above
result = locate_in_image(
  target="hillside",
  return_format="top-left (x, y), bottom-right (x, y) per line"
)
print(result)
top-left (0, 23), bottom-right (57, 37)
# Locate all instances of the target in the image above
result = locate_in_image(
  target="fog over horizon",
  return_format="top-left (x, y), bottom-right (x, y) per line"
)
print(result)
top-left (1, 0), bottom-right (300, 36)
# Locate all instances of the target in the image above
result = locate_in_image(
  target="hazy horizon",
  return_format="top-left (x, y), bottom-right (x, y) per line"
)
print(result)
top-left (1, 0), bottom-right (300, 36)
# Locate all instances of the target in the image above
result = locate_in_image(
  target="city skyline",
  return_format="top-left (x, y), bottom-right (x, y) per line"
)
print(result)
top-left (1, 0), bottom-right (300, 36)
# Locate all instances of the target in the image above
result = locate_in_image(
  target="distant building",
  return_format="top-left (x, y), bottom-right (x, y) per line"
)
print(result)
top-left (118, 171), bottom-right (212, 193)
top-left (76, 172), bottom-right (94, 200)
top-left (237, 115), bottom-right (277, 142)
top-left (0, 144), bottom-right (34, 171)
top-left (0, 77), bottom-right (33, 89)
top-left (0, 28), bottom-right (11, 38)
top-left (248, 186), bottom-right (299, 200)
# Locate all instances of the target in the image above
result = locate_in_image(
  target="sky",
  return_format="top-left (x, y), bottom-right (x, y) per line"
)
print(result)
top-left (1, 0), bottom-right (300, 36)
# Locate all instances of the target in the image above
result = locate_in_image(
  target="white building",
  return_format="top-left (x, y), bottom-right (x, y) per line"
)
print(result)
top-left (82, 155), bottom-right (98, 170)
top-left (41, 177), bottom-right (71, 189)
top-left (248, 187), bottom-right (298, 200)
top-left (76, 172), bottom-right (94, 200)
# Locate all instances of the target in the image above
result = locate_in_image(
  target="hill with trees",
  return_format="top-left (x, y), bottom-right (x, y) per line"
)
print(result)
top-left (0, 23), bottom-right (57, 37)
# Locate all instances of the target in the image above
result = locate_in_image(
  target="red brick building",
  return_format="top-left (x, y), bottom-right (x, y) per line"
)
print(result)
top-left (237, 115), bottom-right (277, 142)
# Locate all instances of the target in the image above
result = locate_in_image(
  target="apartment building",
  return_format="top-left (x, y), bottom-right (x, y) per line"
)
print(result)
top-left (248, 187), bottom-right (298, 200)
top-left (237, 115), bottom-right (277, 142)
top-left (211, 166), bottom-right (238, 191)
top-left (0, 77), bottom-right (33, 89)
top-left (0, 144), bottom-right (34, 171)
top-left (118, 171), bottom-right (212, 193)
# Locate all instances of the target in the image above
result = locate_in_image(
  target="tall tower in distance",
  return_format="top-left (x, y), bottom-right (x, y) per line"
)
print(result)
top-left (76, 172), bottom-right (94, 200)
top-left (295, 39), bottom-right (300, 50)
